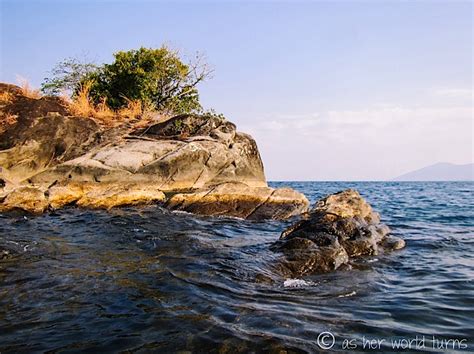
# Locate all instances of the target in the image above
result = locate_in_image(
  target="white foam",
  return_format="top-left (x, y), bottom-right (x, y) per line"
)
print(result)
top-left (283, 278), bottom-right (315, 288)
top-left (337, 291), bottom-right (357, 298)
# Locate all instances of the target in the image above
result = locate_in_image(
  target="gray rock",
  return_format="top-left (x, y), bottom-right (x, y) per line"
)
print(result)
top-left (30, 115), bottom-right (266, 191)
top-left (274, 189), bottom-right (405, 276)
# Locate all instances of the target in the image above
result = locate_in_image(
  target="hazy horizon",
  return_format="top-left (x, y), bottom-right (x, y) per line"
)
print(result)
top-left (1, 0), bottom-right (472, 180)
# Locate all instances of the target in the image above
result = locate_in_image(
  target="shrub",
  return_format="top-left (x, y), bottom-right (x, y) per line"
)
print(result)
top-left (41, 58), bottom-right (98, 96)
top-left (42, 46), bottom-right (212, 116)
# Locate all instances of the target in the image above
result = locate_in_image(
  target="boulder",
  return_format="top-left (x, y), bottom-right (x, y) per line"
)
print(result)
top-left (0, 84), bottom-right (70, 148)
top-left (0, 186), bottom-right (48, 213)
top-left (133, 113), bottom-right (237, 143)
top-left (166, 182), bottom-right (309, 220)
top-left (273, 189), bottom-right (405, 276)
top-left (0, 115), bottom-right (101, 183)
top-left (30, 114), bottom-right (267, 190)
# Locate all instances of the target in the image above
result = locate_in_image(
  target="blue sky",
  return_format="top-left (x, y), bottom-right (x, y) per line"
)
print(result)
top-left (1, 0), bottom-right (472, 180)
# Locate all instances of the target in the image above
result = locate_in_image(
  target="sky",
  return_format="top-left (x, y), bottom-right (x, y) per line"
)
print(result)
top-left (1, 0), bottom-right (472, 180)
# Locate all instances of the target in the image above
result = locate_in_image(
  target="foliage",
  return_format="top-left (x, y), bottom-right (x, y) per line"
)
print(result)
top-left (42, 47), bottom-right (212, 117)
top-left (66, 81), bottom-right (161, 127)
top-left (202, 108), bottom-right (226, 121)
top-left (41, 58), bottom-right (98, 95)
top-left (86, 47), bottom-right (211, 114)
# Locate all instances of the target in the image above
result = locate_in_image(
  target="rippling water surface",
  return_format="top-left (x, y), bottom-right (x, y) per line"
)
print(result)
top-left (1, 182), bottom-right (473, 353)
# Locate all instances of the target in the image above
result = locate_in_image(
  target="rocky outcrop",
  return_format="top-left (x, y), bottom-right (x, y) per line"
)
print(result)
top-left (1, 186), bottom-right (49, 213)
top-left (0, 115), bottom-right (101, 182)
top-left (0, 83), bottom-right (70, 148)
top-left (30, 114), bottom-right (266, 190)
top-left (166, 182), bottom-right (309, 220)
top-left (273, 189), bottom-right (405, 276)
top-left (0, 90), bottom-right (306, 219)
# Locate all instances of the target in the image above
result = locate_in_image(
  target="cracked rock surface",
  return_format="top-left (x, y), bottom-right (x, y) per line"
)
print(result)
top-left (30, 114), bottom-right (267, 190)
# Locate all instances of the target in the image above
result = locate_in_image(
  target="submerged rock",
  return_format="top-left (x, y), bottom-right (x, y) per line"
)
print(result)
top-left (0, 247), bottom-right (16, 260)
top-left (166, 182), bottom-right (309, 220)
top-left (273, 189), bottom-right (405, 276)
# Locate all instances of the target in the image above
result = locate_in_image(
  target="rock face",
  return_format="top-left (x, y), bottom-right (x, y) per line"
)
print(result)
top-left (30, 114), bottom-right (267, 190)
top-left (0, 116), bottom-right (101, 183)
top-left (273, 189), bottom-right (405, 276)
top-left (0, 83), bottom-right (70, 148)
top-left (166, 182), bottom-right (309, 220)
top-left (0, 183), bottom-right (166, 213)
top-left (2, 186), bottom-right (49, 214)
top-left (0, 87), bottom-right (307, 219)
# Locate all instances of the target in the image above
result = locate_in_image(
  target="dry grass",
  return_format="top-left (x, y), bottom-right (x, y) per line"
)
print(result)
top-left (0, 91), bottom-right (14, 104)
top-left (68, 81), bottom-right (94, 117)
top-left (65, 84), bottom-right (166, 128)
top-left (93, 98), bottom-right (115, 123)
top-left (16, 76), bottom-right (42, 99)
top-left (131, 108), bottom-right (169, 130)
top-left (68, 82), bottom-right (114, 125)
top-left (118, 98), bottom-right (143, 119)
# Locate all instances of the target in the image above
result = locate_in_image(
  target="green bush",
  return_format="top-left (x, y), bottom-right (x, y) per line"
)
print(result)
top-left (42, 46), bottom-right (212, 115)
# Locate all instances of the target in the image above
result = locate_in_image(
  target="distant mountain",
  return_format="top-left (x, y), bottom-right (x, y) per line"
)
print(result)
top-left (393, 163), bottom-right (474, 181)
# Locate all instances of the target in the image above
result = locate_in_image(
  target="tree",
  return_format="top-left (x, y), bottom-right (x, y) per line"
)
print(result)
top-left (88, 47), bottom-right (211, 114)
top-left (42, 46), bottom-right (212, 115)
top-left (41, 58), bottom-right (98, 95)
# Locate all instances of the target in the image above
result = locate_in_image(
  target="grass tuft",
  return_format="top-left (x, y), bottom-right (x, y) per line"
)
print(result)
top-left (16, 76), bottom-right (42, 99)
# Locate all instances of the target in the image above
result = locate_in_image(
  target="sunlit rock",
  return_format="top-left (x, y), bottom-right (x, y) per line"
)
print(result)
top-left (0, 186), bottom-right (48, 213)
top-left (0, 85), bottom-right (309, 219)
top-left (166, 182), bottom-right (309, 220)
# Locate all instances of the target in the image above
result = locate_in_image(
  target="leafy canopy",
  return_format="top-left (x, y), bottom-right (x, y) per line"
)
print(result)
top-left (42, 46), bottom-right (212, 115)
top-left (41, 58), bottom-right (98, 95)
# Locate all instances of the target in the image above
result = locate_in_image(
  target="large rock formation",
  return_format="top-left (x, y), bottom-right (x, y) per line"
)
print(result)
top-left (30, 114), bottom-right (267, 190)
top-left (273, 189), bottom-right (405, 276)
top-left (0, 85), bottom-right (308, 218)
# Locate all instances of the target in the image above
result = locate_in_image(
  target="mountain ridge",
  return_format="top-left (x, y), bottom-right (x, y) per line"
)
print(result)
top-left (393, 162), bottom-right (474, 181)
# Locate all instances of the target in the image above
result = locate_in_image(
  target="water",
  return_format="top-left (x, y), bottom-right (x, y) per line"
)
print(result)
top-left (0, 182), bottom-right (473, 353)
